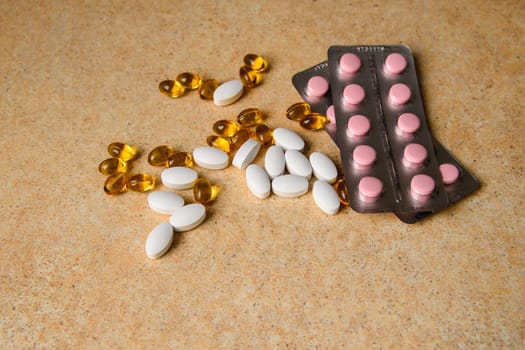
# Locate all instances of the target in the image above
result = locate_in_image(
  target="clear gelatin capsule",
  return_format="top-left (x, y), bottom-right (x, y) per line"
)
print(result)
top-left (148, 145), bottom-right (175, 166)
top-left (198, 79), bottom-right (219, 100)
top-left (193, 177), bottom-right (220, 205)
top-left (104, 172), bottom-right (128, 195)
top-left (166, 151), bottom-right (194, 168)
top-left (254, 124), bottom-right (273, 147)
top-left (239, 66), bottom-right (262, 88)
top-left (230, 128), bottom-right (252, 151)
top-left (107, 142), bottom-right (138, 161)
top-left (176, 72), bottom-right (202, 90)
top-left (158, 79), bottom-right (186, 98)
top-left (299, 113), bottom-right (327, 131)
top-left (237, 107), bottom-right (263, 127)
top-left (127, 173), bottom-right (156, 192)
top-left (98, 157), bottom-right (127, 176)
top-left (286, 102), bottom-right (311, 121)
top-left (334, 178), bottom-right (350, 206)
top-left (243, 53), bottom-right (269, 72)
top-left (206, 135), bottom-right (231, 153)
top-left (213, 119), bottom-right (240, 137)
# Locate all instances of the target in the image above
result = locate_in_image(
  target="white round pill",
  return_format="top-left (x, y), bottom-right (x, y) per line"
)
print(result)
top-left (161, 166), bottom-right (198, 190)
top-left (309, 152), bottom-right (338, 184)
top-left (285, 149), bottom-right (312, 179)
top-left (271, 174), bottom-right (309, 198)
top-left (245, 164), bottom-right (271, 199)
top-left (169, 203), bottom-right (206, 232)
top-left (232, 138), bottom-right (261, 169)
top-left (145, 222), bottom-right (174, 259)
top-left (312, 180), bottom-right (340, 215)
top-left (264, 145), bottom-right (286, 179)
top-left (273, 128), bottom-right (305, 152)
top-left (213, 79), bottom-right (244, 106)
top-left (147, 191), bottom-right (185, 215)
top-left (193, 146), bottom-right (229, 170)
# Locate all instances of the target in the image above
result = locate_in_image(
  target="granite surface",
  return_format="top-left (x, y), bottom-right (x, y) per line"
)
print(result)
top-left (1, 1), bottom-right (523, 348)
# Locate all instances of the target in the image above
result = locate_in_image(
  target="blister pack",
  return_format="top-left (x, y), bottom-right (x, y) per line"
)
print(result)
top-left (291, 46), bottom-right (480, 222)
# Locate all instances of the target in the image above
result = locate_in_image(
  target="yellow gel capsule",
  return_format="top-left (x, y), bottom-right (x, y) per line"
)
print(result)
top-left (334, 178), bottom-right (350, 206)
top-left (286, 102), bottom-right (311, 121)
top-left (239, 66), bottom-right (262, 88)
top-left (98, 157), bottom-right (127, 176)
top-left (243, 53), bottom-right (269, 72)
top-left (166, 151), bottom-right (194, 168)
top-left (107, 142), bottom-right (138, 161)
top-left (237, 107), bottom-right (263, 127)
top-left (104, 172), bottom-right (128, 195)
top-left (230, 128), bottom-right (252, 151)
top-left (207, 135), bottom-right (231, 153)
top-left (127, 173), bottom-right (155, 192)
top-left (193, 177), bottom-right (220, 205)
top-left (212, 119), bottom-right (240, 137)
top-left (198, 79), bottom-right (219, 100)
top-left (254, 124), bottom-right (273, 147)
top-left (176, 72), bottom-right (202, 90)
top-left (299, 113), bottom-right (327, 131)
top-left (148, 145), bottom-right (175, 166)
top-left (159, 79), bottom-right (186, 98)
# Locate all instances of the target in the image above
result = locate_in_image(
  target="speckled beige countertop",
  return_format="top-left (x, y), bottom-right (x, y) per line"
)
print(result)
top-left (1, 1), bottom-right (523, 348)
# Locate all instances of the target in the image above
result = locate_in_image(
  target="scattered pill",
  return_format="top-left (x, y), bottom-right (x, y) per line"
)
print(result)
top-left (161, 166), bottom-right (198, 190)
top-left (312, 180), bottom-right (340, 215)
top-left (410, 174), bottom-right (435, 201)
top-left (158, 79), bottom-right (185, 98)
top-left (207, 135), bottom-right (231, 153)
top-left (243, 53), bottom-right (269, 72)
top-left (198, 79), bottom-right (219, 100)
top-left (299, 113), bottom-right (327, 131)
top-left (264, 145), bottom-right (286, 179)
top-left (439, 163), bottom-right (460, 185)
top-left (104, 172), bottom-right (128, 195)
top-left (339, 53), bottom-right (361, 75)
top-left (272, 174), bottom-right (309, 198)
top-left (389, 83), bottom-right (411, 105)
top-left (193, 146), bottom-right (229, 170)
top-left (107, 142), bottom-right (137, 161)
top-left (245, 164), bottom-right (271, 199)
top-left (232, 139), bottom-right (261, 169)
top-left (254, 124), bottom-right (273, 146)
top-left (273, 127), bottom-right (305, 152)
top-left (396, 112), bottom-right (420, 136)
top-left (127, 173), bottom-right (156, 192)
top-left (346, 114), bottom-right (370, 138)
top-left (98, 157), bottom-right (127, 176)
top-left (334, 178), bottom-right (350, 206)
top-left (285, 149), bottom-right (312, 179)
top-left (239, 66), bottom-right (262, 88)
top-left (237, 107), bottom-right (263, 127)
top-left (343, 83), bottom-right (366, 106)
top-left (230, 128), bottom-right (251, 151)
top-left (148, 145), bottom-right (175, 166)
top-left (309, 152), bottom-right (338, 183)
top-left (353, 145), bottom-right (377, 170)
top-left (176, 72), bottom-right (202, 90)
top-left (193, 177), bottom-right (220, 205)
top-left (145, 222), bottom-right (174, 259)
top-left (286, 102), bottom-right (311, 121)
top-left (402, 143), bottom-right (427, 168)
top-left (213, 119), bottom-right (240, 138)
top-left (213, 79), bottom-right (244, 106)
top-left (169, 203), bottom-right (206, 232)
top-left (358, 176), bottom-right (383, 203)
top-left (166, 151), bottom-right (194, 168)
top-left (385, 53), bottom-right (407, 75)
top-left (148, 191), bottom-right (185, 215)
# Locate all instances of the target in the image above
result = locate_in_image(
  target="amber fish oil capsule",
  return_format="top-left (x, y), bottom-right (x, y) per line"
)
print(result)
top-left (198, 79), bottom-right (219, 100)
top-left (207, 135), bottom-right (231, 153)
top-left (193, 178), bottom-right (220, 205)
top-left (104, 172), bottom-right (128, 195)
top-left (127, 173), bottom-right (156, 192)
top-left (254, 124), bottom-right (273, 146)
top-left (148, 145), bottom-right (175, 166)
top-left (107, 142), bottom-right (138, 161)
top-left (237, 108), bottom-right (263, 127)
top-left (176, 72), bottom-right (202, 90)
top-left (98, 157), bottom-right (127, 176)
top-left (239, 66), bottom-right (262, 88)
top-left (299, 113), bottom-right (327, 131)
top-left (166, 151), bottom-right (194, 168)
top-left (213, 119), bottom-right (240, 138)
top-left (230, 128), bottom-right (252, 151)
top-left (286, 102), bottom-right (311, 121)
top-left (243, 53), bottom-right (269, 72)
top-left (334, 178), bottom-right (350, 206)
top-left (158, 79), bottom-right (185, 98)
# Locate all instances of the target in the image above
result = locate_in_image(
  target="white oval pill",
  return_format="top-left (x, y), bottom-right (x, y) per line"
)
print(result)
top-left (147, 191), bottom-right (185, 215)
top-left (169, 203), bottom-right (206, 232)
top-left (245, 164), bottom-right (271, 199)
top-left (161, 166), bottom-right (198, 189)
top-left (232, 139), bottom-right (261, 169)
top-left (264, 145), bottom-right (285, 179)
top-left (272, 174), bottom-right (309, 198)
top-left (312, 180), bottom-right (340, 215)
top-left (213, 79), bottom-right (244, 106)
top-left (273, 128), bottom-right (305, 152)
top-left (193, 146), bottom-right (229, 170)
top-left (145, 222), bottom-right (174, 259)
top-left (285, 149), bottom-right (312, 179)
top-left (309, 152), bottom-right (338, 184)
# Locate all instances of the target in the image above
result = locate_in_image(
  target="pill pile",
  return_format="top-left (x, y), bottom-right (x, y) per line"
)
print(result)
top-left (291, 45), bottom-right (480, 223)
